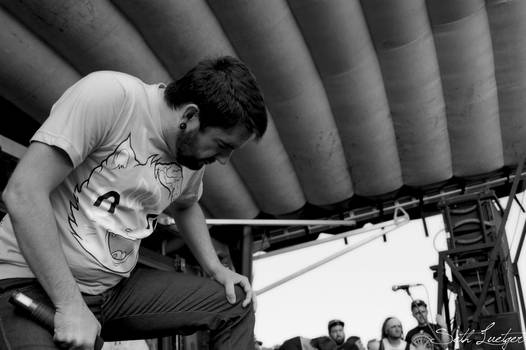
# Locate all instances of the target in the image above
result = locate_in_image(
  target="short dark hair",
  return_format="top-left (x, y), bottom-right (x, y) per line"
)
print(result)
top-left (164, 56), bottom-right (267, 139)
top-left (410, 299), bottom-right (427, 310)
top-left (328, 319), bottom-right (345, 332)
top-left (346, 336), bottom-right (361, 348)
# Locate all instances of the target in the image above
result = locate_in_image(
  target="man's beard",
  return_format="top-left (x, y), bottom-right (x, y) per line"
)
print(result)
top-left (176, 153), bottom-right (206, 170)
top-left (175, 131), bottom-right (206, 170)
top-left (334, 337), bottom-right (344, 345)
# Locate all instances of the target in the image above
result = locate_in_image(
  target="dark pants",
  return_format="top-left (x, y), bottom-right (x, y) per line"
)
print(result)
top-left (0, 268), bottom-right (255, 349)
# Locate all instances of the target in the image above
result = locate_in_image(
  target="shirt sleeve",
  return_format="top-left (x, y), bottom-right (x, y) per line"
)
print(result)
top-left (172, 167), bottom-right (205, 208)
top-left (31, 71), bottom-right (126, 167)
top-left (311, 338), bottom-right (320, 347)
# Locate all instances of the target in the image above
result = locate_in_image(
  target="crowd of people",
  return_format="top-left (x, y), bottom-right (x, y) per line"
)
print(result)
top-left (267, 299), bottom-right (449, 350)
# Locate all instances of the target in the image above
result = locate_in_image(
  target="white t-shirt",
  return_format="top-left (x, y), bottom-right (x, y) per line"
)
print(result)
top-left (382, 338), bottom-right (407, 350)
top-left (0, 71), bottom-right (204, 294)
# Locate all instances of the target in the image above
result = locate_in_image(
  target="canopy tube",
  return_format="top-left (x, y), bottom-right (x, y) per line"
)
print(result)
top-left (428, 0), bottom-right (503, 176)
top-left (361, 0), bottom-right (452, 187)
top-left (288, 0), bottom-right (403, 196)
top-left (486, 0), bottom-right (526, 165)
top-left (0, 8), bottom-right (80, 123)
top-left (2, 0), bottom-right (170, 83)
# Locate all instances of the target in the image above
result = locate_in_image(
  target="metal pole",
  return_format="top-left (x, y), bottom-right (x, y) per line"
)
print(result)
top-left (254, 216), bottom-right (408, 261)
top-left (241, 226), bottom-right (253, 281)
top-left (514, 271), bottom-right (526, 333)
top-left (514, 218), bottom-right (526, 267)
top-left (206, 218), bottom-right (356, 226)
top-left (0, 135), bottom-right (26, 158)
top-left (255, 220), bottom-right (409, 295)
top-left (512, 217), bottom-right (526, 332)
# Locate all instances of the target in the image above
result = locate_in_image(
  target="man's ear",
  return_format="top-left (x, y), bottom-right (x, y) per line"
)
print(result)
top-left (182, 104), bottom-right (199, 122)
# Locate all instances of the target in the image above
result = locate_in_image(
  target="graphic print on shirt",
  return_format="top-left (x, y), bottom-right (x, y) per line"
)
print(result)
top-left (67, 135), bottom-right (182, 273)
top-left (409, 331), bottom-right (435, 350)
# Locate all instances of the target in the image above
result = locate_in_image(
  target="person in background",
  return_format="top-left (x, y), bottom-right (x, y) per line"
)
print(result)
top-left (279, 336), bottom-right (314, 350)
top-left (405, 300), bottom-right (449, 350)
top-left (367, 339), bottom-right (381, 350)
top-left (379, 317), bottom-right (406, 350)
top-left (328, 319), bottom-right (347, 347)
top-left (311, 319), bottom-right (347, 350)
top-left (345, 336), bottom-right (366, 350)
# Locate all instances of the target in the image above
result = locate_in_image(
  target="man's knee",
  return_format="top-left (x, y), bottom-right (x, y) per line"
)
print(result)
top-left (222, 285), bottom-right (254, 319)
top-left (233, 285), bottom-right (255, 321)
top-left (232, 285), bottom-right (246, 303)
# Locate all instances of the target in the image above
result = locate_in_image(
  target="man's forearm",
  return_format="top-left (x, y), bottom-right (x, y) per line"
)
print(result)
top-left (436, 317), bottom-right (450, 348)
top-left (170, 203), bottom-right (223, 275)
top-left (439, 332), bottom-right (450, 349)
top-left (4, 190), bottom-right (83, 306)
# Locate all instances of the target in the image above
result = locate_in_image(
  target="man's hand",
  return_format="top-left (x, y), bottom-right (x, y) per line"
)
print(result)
top-left (54, 300), bottom-right (101, 349)
top-left (435, 313), bottom-right (450, 349)
top-left (436, 314), bottom-right (447, 328)
top-left (168, 203), bottom-right (257, 309)
top-left (211, 265), bottom-right (256, 309)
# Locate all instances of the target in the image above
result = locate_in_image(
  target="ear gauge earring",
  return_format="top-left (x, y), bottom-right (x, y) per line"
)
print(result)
top-left (179, 122), bottom-right (187, 130)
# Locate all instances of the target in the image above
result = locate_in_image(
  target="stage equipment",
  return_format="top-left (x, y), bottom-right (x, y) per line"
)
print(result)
top-left (434, 163), bottom-right (525, 350)
top-left (392, 283), bottom-right (423, 291)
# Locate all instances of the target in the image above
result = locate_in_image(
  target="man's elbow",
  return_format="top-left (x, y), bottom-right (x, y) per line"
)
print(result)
top-left (2, 178), bottom-right (36, 213)
top-left (2, 181), bottom-right (18, 210)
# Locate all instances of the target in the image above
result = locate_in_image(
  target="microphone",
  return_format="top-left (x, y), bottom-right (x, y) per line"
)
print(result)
top-left (9, 291), bottom-right (104, 350)
top-left (392, 283), bottom-right (422, 291)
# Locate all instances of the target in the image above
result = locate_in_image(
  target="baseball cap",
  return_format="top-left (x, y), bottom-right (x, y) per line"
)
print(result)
top-left (410, 299), bottom-right (427, 309)
top-left (328, 319), bottom-right (345, 330)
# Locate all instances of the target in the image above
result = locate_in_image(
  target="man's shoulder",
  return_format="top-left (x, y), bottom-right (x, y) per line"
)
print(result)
top-left (406, 324), bottom-right (442, 341)
top-left (79, 71), bottom-right (151, 93)
top-left (310, 336), bottom-right (336, 349)
top-left (427, 323), bottom-right (442, 332)
top-left (61, 71), bottom-right (140, 105)
top-left (311, 335), bottom-right (332, 344)
top-left (83, 70), bottom-right (142, 82)
top-left (406, 326), bottom-right (421, 336)
top-left (405, 325), bottom-right (427, 342)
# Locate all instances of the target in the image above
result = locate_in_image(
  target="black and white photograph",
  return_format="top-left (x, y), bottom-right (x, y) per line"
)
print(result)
top-left (0, 1), bottom-right (525, 349)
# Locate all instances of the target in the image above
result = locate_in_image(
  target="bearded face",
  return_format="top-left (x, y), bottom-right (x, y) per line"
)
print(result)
top-left (329, 325), bottom-right (345, 345)
top-left (174, 124), bottom-right (252, 170)
top-left (175, 127), bottom-right (214, 170)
